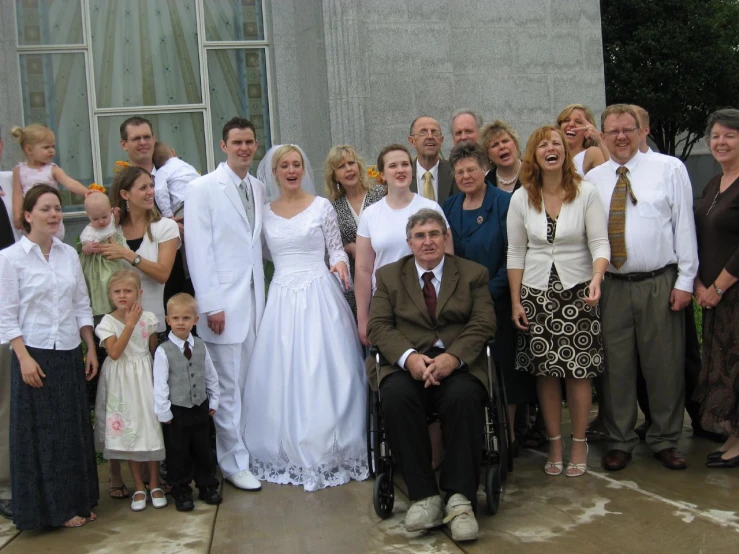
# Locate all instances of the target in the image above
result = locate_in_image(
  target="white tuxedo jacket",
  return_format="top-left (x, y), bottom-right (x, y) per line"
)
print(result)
top-left (184, 163), bottom-right (266, 345)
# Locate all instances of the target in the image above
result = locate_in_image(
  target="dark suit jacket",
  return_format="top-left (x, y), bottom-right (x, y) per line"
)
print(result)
top-left (367, 254), bottom-right (496, 390)
top-left (411, 158), bottom-right (459, 204)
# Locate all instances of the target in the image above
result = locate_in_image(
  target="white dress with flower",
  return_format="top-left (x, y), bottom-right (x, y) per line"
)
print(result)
top-left (94, 312), bottom-right (165, 461)
top-left (242, 197), bottom-right (369, 491)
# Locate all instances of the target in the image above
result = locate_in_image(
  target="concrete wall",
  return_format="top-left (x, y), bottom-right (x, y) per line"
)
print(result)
top-left (314, 0), bottom-right (606, 163)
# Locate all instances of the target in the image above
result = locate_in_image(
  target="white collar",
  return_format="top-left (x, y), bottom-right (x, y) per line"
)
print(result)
top-left (167, 331), bottom-right (194, 349)
top-left (606, 150), bottom-right (644, 174)
top-left (222, 162), bottom-right (251, 188)
top-left (20, 235), bottom-right (62, 255)
top-left (415, 257), bottom-right (445, 283)
top-left (416, 159), bottom-right (440, 181)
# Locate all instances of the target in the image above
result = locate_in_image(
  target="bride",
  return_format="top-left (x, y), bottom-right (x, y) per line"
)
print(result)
top-left (242, 144), bottom-right (369, 491)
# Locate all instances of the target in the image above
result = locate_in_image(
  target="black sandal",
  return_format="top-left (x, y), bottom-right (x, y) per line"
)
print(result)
top-left (109, 485), bottom-right (130, 499)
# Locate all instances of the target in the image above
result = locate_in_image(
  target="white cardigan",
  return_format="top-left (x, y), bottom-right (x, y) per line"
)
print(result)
top-left (507, 180), bottom-right (610, 291)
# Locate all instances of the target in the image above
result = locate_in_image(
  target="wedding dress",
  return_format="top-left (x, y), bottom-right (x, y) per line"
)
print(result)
top-left (242, 196), bottom-right (369, 491)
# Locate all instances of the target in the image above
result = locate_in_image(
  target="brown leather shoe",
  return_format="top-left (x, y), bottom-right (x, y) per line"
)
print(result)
top-left (653, 447), bottom-right (687, 470)
top-left (602, 449), bottom-right (632, 471)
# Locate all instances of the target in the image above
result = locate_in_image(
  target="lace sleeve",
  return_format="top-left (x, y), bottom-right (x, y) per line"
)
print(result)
top-left (320, 199), bottom-right (349, 268)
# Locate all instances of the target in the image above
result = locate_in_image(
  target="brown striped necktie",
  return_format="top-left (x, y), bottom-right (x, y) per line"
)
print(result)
top-left (608, 166), bottom-right (637, 269)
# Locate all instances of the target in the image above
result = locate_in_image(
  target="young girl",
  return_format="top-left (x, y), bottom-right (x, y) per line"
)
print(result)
top-left (94, 269), bottom-right (168, 511)
top-left (11, 123), bottom-right (90, 239)
top-left (79, 192), bottom-right (127, 317)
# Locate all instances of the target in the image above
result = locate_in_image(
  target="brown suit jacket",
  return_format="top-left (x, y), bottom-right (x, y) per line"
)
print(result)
top-left (367, 254), bottom-right (496, 390)
top-left (411, 158), bottom-right (460, 204)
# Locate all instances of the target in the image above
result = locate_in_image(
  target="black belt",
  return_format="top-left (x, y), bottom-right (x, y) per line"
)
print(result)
top-left (606, 264), bottom-right (676, 283)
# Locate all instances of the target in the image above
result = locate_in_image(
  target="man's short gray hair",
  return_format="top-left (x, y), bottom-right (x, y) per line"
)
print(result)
top-left (406, 209), bottom-right (447, 239)
top-left (450, 109), bottom-right (483, 132)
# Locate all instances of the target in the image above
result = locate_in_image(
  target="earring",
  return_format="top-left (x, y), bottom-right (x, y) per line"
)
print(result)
top-left (336, 182), bottom-right (341, 191)
top-left (126, 200), bottom-right (129, 211)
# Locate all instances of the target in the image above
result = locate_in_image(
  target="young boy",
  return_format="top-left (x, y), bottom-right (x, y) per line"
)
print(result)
top-left (153, 293), bottom-right (222, 511)
top-left (152, 141), bottom-right (200, 218)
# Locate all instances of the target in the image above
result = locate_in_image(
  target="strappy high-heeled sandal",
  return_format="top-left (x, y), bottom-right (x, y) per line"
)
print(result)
top-left (566, 435), bottom-right (589, 477)
top-left (544, 435), bottom-right (564, 476)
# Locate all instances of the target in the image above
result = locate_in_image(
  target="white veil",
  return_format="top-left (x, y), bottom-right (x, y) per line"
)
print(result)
top-left (256, 144), bottom-right (317, 203)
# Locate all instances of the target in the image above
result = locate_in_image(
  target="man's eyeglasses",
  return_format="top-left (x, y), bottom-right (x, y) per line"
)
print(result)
top-left (411, 130), bottom-right (442, 138)
top-left (604, 128), bottom-right (638, 138)
top-left (409, 230), bottom-right (445, 241)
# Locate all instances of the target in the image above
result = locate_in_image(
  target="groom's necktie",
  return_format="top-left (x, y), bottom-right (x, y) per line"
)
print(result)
top-left (238, 179), bottom-right (255, 232)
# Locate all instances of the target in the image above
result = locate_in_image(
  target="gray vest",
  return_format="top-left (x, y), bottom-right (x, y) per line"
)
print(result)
top-left (160, 337), bottom-right (208, 409)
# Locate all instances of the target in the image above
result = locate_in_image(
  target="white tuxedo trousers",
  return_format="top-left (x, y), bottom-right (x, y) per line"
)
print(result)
top-left (205, 285), bottom-right (257, 479)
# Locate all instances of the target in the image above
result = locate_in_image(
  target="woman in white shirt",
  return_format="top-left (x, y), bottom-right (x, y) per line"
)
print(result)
top-left (98, 165), bottom-right (179, 499)
top-left (355, 144), bottom-right (451, 346)
top-left (0, 185), bottom-right (99, 529)
top-left (100, 165), bottom-right (180, 333)
top-left (507, 126), bottom-right (610, 478)
top-left (556, 104), bottom-right (609, 177)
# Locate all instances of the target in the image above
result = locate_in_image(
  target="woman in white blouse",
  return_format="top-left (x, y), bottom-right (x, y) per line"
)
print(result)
top-left (98, 165), bottom-right (179, 499)
top-left (355, 144), bottom-right (451, 346)
top-left (507, 126), bottom-right (610, 478)
top-left (0, 185), bottom-right (99, 529)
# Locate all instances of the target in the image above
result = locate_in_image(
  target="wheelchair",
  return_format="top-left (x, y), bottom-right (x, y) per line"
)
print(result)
top-left (366, 340), bottom-right (512, 519)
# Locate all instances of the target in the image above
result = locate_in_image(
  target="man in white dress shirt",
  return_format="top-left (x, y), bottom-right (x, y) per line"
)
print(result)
top-left (408, 116), bottom-right (458, 204)
top-left (450, 110), bottom-right (483, 146)
top-left (184, 117), bottom-right (266, 491)
top-left (629, 105), bottom-right (719, 443)
top-left (587, 104), bottom-right (699, 472)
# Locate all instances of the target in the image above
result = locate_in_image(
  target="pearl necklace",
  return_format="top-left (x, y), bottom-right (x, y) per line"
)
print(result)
top-left (496, 160), bottom-right (521, 186)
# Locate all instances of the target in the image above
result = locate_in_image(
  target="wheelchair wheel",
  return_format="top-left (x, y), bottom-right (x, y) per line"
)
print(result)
top-left (485, 465), bottom-right (502, 515)
top-left (366, 389), bottom-right (376, 478)
top-left (373, 472), bottom-right (394, 519)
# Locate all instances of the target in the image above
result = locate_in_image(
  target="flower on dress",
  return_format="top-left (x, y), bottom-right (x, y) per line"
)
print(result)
top-left (142, 331), bottom-right (148, 339)
top-left (107, 413), bottom-right (126, 436)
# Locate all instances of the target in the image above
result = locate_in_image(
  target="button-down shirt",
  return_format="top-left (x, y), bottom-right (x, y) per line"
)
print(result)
top-left (154, 156), bottom-right (200, 217)
top-left (152, 332), bottom-right (220, 422)
top-left (398, 258), bottom-right (446, 369)
top-left (0, 236), bottom-right (93, 348)
top-left (586, 151), bottom-right (698, 292)
top-left (223, 163), bottom-right (254, 206)
top-left (416, 160), bottom-right (440, 201)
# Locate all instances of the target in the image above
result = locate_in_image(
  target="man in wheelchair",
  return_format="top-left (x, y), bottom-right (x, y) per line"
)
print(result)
top-left (367, 209), bottom-right (496, 542)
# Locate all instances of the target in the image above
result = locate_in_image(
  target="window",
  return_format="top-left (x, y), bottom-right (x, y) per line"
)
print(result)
top-left (14, 0), bottom-right (272, 213)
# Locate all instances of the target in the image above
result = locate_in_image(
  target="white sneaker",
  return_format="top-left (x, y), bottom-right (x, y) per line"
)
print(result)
top-left (405, 495), bottom-right (443, 532)
top-left (226, 470), bottom-right (262, 491)
top-left (443, 493), bottom-right (478, 542)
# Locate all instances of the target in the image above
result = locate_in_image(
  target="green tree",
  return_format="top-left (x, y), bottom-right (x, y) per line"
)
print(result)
top-left (601, 0), bottom-right (739, 159)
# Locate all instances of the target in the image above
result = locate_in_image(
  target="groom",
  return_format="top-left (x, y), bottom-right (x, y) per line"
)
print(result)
top-left (184, 117), bottom-right (266, 490)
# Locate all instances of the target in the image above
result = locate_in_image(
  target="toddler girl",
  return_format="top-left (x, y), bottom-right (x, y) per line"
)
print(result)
top-left (11, 123), bottom-right (90, 239)
top-left (94, 269), bottom-right (168, 512)
top-left (79, 192), bottom-right (127, 317)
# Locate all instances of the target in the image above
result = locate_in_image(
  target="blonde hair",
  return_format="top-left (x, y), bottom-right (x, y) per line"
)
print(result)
top-left (479, 120), bottom-right (521, 158)
top-left (520, 126), bottom-right (581, 212)
top-left (271, 145), bottom-right (304, 172)
top-left (323, 145), bottom-right (369, 202)
top-left (11, 124), bottom-right (55, 158)
top-left (84, 191), bottom-right (111, 213)
top-left (107, 269), bottom-right (142, 297)
top-left (166, 293), bottom-right (198, 316)
top-left (556, 104), bottom-right (599, 149)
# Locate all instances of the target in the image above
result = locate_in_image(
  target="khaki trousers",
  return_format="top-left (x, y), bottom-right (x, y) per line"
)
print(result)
top-left (600, 266), bottom-right (685, 453)
top-left (0, 344), bottom-right (11, 499)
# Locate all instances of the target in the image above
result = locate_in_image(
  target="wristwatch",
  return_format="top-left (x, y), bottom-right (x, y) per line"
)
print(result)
top-left (713, 283), bottom-right (724, 296)
top-left (132, 255), bottom-right (142, 267)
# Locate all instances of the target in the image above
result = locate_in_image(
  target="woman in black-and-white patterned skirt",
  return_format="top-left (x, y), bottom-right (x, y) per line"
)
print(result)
top-left (507, 126), bottom-right (610, 478)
